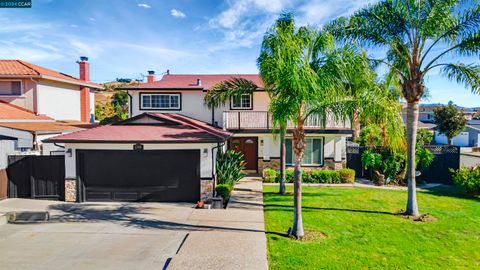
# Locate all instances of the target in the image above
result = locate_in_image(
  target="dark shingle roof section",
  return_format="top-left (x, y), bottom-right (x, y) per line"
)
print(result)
top-left (44, 113), bottom-right (232, 143)
top-left (120, 74), bottom-right (263, 90)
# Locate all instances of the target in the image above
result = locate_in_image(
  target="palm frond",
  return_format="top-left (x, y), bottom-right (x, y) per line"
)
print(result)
top-left (204, 78), bottom-right (258, 109)
top-left (441, 63), bottom-right (480, 94)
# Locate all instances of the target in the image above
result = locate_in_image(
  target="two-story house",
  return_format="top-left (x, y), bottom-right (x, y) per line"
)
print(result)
top-left (0, 57), bottom-right (102, 161)
top-left (46, 72), bottom-right (352, 203)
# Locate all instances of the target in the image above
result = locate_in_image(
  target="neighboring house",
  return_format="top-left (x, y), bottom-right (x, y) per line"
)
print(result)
top-left (0, 101), bottom-right (89, 159)
top-left (45, 72), bottom-right (352, 203)
top-left (0, 57), bottom-right (102, 122)
top-left (435, 124), bottom-right (480, 147)
top-left (401, 103), bottom-right (475, 123)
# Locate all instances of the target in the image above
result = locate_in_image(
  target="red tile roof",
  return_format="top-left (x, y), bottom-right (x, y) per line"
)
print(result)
top-left (0, 60), bottom-right (103, 89)
top-left (0, 122), bottom-right (84, 133)
top-left (0, 101), bottom-right (53, 121)
top-left (44, 113), bottom-right (232, 143)
top-left (120, 74), bottom-right (263, 90)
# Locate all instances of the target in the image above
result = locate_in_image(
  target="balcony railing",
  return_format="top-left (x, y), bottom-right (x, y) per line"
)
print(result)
top-left (222, 111), bottom-right (350, 130)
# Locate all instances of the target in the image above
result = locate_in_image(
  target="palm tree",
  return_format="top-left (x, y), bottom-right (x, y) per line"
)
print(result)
top-left (207, 14), bottom-right (404, 239)
top-left (258, 14), bottom-right (333, 239)
top-left (258, 14), bottom-right (404, 238)
top-left (330, 0), bottom-right (480, 216)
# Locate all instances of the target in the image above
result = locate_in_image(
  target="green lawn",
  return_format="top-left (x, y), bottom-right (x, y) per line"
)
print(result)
top-left (263, 185), bottom-right (480, 270)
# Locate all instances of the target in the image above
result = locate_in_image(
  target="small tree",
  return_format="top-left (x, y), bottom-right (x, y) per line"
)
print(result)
top-left (433, 103), bottom-right (467, 145)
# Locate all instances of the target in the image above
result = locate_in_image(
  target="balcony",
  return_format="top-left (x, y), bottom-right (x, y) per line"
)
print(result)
top-left (222, 111), bottom-right (351, 130)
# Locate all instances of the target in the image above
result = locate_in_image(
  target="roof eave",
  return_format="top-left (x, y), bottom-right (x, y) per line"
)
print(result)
top-left (41, 75), bottom-right (104, 89)
top-left (43, 138), bottom-right (228, 144)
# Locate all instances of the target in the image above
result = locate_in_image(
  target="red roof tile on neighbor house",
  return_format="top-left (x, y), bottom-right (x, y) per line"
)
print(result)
top-left (0, 101), bottom-right (53, 121)
top-left (120, 74), bottom-right (264, 90)
top-left (0, 60), bottom-right (103, 88)
top-left (44, 113), bottom-right (232, 143)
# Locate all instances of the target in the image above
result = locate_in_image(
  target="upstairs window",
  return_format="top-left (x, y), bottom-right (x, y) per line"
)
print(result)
top-left (0, 81), bottom-right (22, 96)
top-left (140, 93), bottom-right (181, 110)
top-left (231, 94), bottom-right (252, 109)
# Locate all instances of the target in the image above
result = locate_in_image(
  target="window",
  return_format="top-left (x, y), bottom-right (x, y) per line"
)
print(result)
top-left (0, 81), bottom-right (22, 96)
top-left (286, 138), bottom-right (323, 166)
top-left (231, 94), bottom-right (252, 109)
top-left (140, 93), bottom-right (181, 110)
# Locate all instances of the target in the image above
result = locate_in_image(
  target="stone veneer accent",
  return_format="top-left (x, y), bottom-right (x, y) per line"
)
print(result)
top-left (258, 158), bottom-right (281, 176)
top-left (324, 159), bottom-right (346, 170)
top-left (65, 178), bottom-right (77, 202)
top-left (200, 179), bottom-right (214, 202)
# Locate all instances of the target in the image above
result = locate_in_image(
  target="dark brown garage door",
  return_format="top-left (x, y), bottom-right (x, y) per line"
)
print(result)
top-left (77, 150), bottom-right (200, 202)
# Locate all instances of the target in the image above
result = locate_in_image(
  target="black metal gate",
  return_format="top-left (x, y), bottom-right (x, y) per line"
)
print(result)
top-left (346, 145), bottom-right (459, 184)
top-left (7, 155), bottom-right (65, 200)
top-left (77, 149), bottom-right (201, 202)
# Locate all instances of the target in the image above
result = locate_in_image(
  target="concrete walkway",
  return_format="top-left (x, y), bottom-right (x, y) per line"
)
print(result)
top-left (168, 176), bottom-right (268, 270)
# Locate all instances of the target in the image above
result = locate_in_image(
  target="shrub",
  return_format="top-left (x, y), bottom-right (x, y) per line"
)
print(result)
top-left (450, 166), bottom-right (480, 195)
top-left (361, 150), bottom-right (382, 171)
top-left (263, 168), bottom-right (277, 183)
top-left (308, 169), bottom-right (341, 184)
top-left (339, 168), bottom-right (355, 183)
top-left (216, 150), bottom-right (246, 186)
top-left (215, 184), bottom-right (233, 198)
top-left (416, 148), bottom-right (434, 171)
top-left (276, 169), bottom-right (294, 183)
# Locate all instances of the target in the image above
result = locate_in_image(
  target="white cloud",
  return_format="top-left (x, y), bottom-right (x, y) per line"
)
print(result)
top-left (209, 0), bottom-right (289, 29)
top-left (137, 3), bottom-right (151, 9)
top-left (0, 41), bottom-right (63, 62)
top-left (297, 0), bottom-right (378, 25)
top-left (89, 17), bottom-right (96, 22)
top-left (69, 40), bottom-right (104, 59)
top-left (170, 9), bottom-right (186, 18)
top-left (0, 20), bottom-right (52, 33)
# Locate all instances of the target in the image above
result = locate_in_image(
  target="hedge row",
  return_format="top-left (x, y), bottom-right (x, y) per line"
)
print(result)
top-left (263, 168), bottom-right (355, 184)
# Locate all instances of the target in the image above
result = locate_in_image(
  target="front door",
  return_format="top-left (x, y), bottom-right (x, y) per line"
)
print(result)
top-left (229, 137), bottom-right (257, 171)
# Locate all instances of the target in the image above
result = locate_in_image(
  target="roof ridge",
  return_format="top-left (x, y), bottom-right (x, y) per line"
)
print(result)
top-left (164, 113), bottom-right (231, 139)
top-left (164, 73), bottom-right (259, 76)
top-left (15, 60), bottom-right (40, 75)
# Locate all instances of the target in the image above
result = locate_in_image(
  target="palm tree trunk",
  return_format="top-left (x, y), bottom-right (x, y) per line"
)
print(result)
top-left (279, 128), bottom-right (286, 195)
top-left (406, 101), bottom-right (420, 216)
top-left (448, 137), bottom-right (453, 145)
top-left (291, 120), bottom-right (305, 239)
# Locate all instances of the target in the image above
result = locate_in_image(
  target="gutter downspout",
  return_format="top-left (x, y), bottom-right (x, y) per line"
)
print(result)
top-left (127, 91), bottom-right (133, 118)
top-left (54, 143), bottom-right (65, 149)
top-left (29, 77), bottom-right (38, 113)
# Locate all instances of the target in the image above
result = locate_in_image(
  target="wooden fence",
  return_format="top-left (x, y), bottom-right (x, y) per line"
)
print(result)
top-left (346, 145), bottom-right (460, 184)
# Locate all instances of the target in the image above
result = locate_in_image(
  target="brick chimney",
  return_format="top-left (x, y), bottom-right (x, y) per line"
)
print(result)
top-left (147, 70), bottom-right (155, 83)
top-left (79, 56), bottom-right (91, 123)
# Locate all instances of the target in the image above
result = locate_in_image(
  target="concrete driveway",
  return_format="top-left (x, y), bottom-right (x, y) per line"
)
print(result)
top-left (0, 200), bottom-right (194, 270)
top-left (0, 177), bottom-right (268, 270)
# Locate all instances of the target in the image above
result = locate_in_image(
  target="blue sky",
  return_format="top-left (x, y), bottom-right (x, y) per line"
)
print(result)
top-left (0, 0), bottom-right (479, 107)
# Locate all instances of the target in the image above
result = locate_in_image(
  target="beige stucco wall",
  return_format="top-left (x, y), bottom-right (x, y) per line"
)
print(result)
top-left (230, 133), bottom-right (349, 160)
top-left (37, 79), bottom-right (82, 121)
top-left (129, 90), bottom-right (271, 127)
top-left (0, 78), bottom-right (37, 112)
